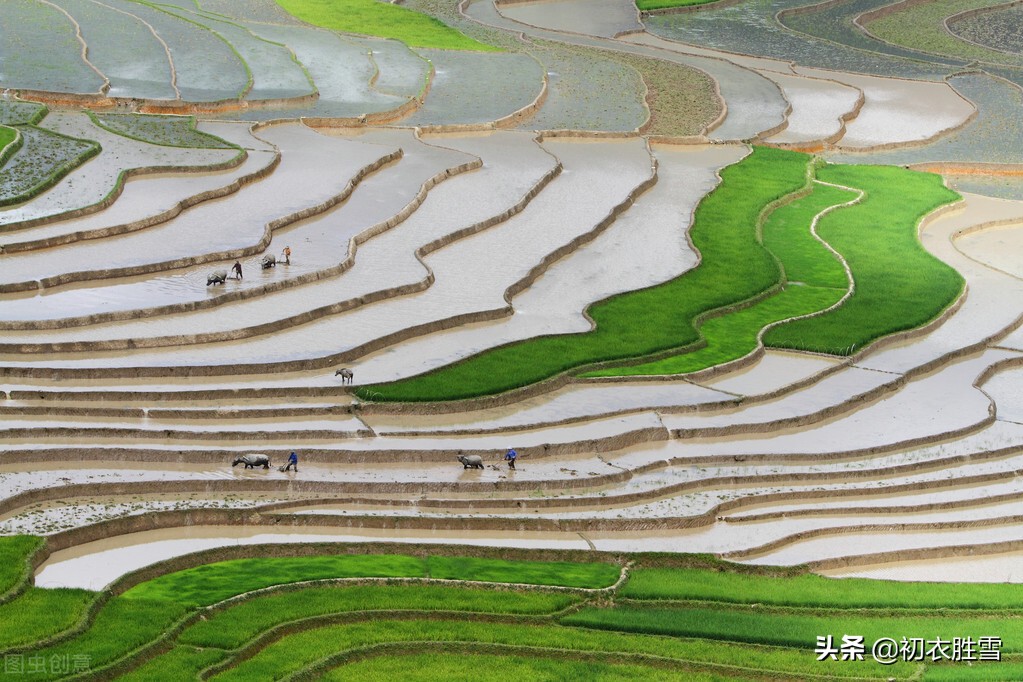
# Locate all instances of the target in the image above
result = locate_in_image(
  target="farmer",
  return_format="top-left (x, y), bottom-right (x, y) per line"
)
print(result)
top-left (284, 450), bottom-right (298, 472)
top-left (232, 260), bottom-right (243, 280)
top-left (504, 448), bottom-right (517, 470)
top-left (281, 245), bottom-right (291, 265)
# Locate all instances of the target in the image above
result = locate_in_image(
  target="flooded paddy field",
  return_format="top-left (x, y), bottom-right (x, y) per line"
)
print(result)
top-left (4, 0), bottom-right (1023, 598)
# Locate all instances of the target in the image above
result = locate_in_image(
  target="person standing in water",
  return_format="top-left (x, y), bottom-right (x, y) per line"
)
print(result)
top-left (281, 246), bottom-right (291, 265)
top-left (504, 448), bottom-right (517, 470)
top-left (284, 451), bottom-right (298, 472)
top-left (232, 260), bottom-right (243, 280)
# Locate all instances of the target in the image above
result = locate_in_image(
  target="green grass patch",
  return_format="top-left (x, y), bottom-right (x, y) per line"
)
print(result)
top-left (0, 125), bottom-right (17, 156)
top-left (122, 554), bottom-right (426, 607)
top-left (761, 182), bottom-right (852, 288)
top-left (90, 113), bottom-right (238, 149)
top-left (178, 584), bottom-right (580, 649)
top-left (359, 146), bottom-right (810, 401)
top-left (622, 567), bottom-right (1023, 610)
top-left (923, 660), bottom-right (1023, 680)
top-left (585, 178), bottom-right (853, 376)
top-left (764, 164), bottom-right (963, 355)
top-left (425, 556), bottom-right (619, 588)
top-left (122, 554), bottom-right (618, 607)
top-left (0, 588), bottom-right (94, 648)
top-left (636, 0), bottom-right (723, 11)
top-left (0, 535), bottom-right (42, 595)
top-left (275, 0), bottom-right (499, 51)
top-left (213, 619), bottom-right (912, 681)
top-left (116, 645), bottom-right (227, 682)
top-left (322, 652), bottom-right (711, 682)
top-left (563, 605), bottom-right (1023, 653)
top-left (593, 285), bottom-right (843, 375)
top-left (13, 597), bottom-right (187, 681)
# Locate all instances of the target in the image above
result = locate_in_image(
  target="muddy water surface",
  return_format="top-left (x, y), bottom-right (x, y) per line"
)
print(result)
top-left (499, 0), bottom-right (642, 38)
top-left (353, 144), bottom-right (747, 385)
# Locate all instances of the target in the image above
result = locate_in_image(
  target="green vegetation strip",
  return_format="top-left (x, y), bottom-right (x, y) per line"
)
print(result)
top-left (90, 113), bottom-right (238, 149)
top-left (358, 147), bottom-right (810, 401)
top-left (623, 566), bottom-right (1023, 609)
top-left (6, 539), bottom-right (1021, 680)
top-left (923, 660), bottom-right (1023, 680)
top-left (322, 652), bottom-right (719, 682)
top-left (637, 0), bottom-right (724, 12)
top-left (764, 164), bottom-right (962, 355)
top-left (178, 585), bottom-right (580, 649)
top-left (585, 180), bottom-right (853, 376)
top-left (122, 554), bottom-right (618, 606)
top-left (0, 126), bottom-right (18, 166)
top-left (275, 0), bottom-right (499, 51)
top-left (0, 536), bottom-right (41, 596)
top-left (863, 0), bottom-right (1023, 66)
top-left (212, 619), bottom-right (909, 681)
top-left (564, 605), bottom-right (1023, 653)
top-left (116, 645), bottom-right (225, 682)
top-left (0, 589), bottom-right (94, 649)
top-left (6, 597), bottom-right (187, 681)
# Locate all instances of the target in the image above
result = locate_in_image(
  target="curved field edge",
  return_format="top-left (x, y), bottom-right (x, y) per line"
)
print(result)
top-left (859, 0), bottom-right (1023, 67)
top-left (205, 619), bottom-right (908, 681)
top-left (87, 112), bottom-right (239, 150)
top-left (120, 554), bottom-right (621, 606)
top-left (0, 126), bottom-right (20, 168)
top-left (763, 164), bottom-right (963, 355)
top-left (13, 540), bottom-right (1022, 680)
top-left (357, 146), bottom-right (811, 402)
top-left (318, 652), bottom-right (730, 682)
top-left (0, 125), bottom-right (100, 208)
top-left (274, 0), bottom-right (501, 51)
top-left (637, 0), bottom-right (727, 11)
top-left (0, 535), bottom-right (44, 598)
top-left (583, 179), bottom-right (856, 377)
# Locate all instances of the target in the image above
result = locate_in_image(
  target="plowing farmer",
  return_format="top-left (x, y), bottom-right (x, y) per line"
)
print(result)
top-left (504, 449), bottom-right (517, 469)
top-left (284, 451), bottom-right (298, 472)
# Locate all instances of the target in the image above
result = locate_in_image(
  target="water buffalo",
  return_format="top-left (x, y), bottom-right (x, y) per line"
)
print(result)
top-left (335, 368), bottom-right (353, 385)
top-left (207, 270), bottom-right (228, 286)
top-left (232, 454), bottom-right (271, 469)
top-left (457, 454), bottom-right (484, 470)
top-left (261, 254), bottom-right (276, 269)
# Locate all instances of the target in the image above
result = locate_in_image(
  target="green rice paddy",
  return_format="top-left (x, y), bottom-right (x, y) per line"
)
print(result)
top-left (764, 164), bottom-right (963, 355)
top-left (636, 0), bottom-right (723, 11)
top-left (275, 0), bottom-right (500, 51)
top-left (121, 553), bottom-right (619, 606)
top-left (358, 146), bottom-right (808, 400)
top-left (5, 537), bottom-right (1014, 680)
top-left (359, 150), bottom-right (960, 397)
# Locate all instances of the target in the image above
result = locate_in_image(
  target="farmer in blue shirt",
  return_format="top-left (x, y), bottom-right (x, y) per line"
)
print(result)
top-left (504, 448), bottom-right (517, 470)
top-left (284, 451), bottom-right (298, 472)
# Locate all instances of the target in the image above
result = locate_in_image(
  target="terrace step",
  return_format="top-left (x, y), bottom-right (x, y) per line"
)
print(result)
top-left (0, 138), bottom-right (651, 376)
top-left (0, 113), bottom-right (244, 245)
top-left (0, 131), bottom-right (537, 348)
top-left (0, 124), bottom-right (395, 293)
top-left (0, 128), bottom-right (469, 328)
top-left (352, 143), bottom-right (747, 387)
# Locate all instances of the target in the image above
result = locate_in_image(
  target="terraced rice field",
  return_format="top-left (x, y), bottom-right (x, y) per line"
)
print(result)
top-left (2, 0), bottom-right (1023, 677)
